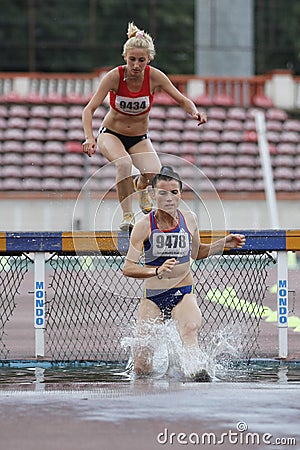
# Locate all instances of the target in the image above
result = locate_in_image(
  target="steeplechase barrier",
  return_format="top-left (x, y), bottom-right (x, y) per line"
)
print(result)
top-left (0, 229), bottom-right (299, 363)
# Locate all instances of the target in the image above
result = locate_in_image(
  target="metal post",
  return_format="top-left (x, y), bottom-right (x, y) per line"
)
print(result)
top-left (255, 110), bottom-right (279, 229)
top-left (277, 251), bottom-right (288, 359)
top-left (34, 252), bottom-right (45, 358)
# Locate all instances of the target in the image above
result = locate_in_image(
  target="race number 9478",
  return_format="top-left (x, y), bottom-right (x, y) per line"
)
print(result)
top-left (153, 232), bottom-right (189, 257)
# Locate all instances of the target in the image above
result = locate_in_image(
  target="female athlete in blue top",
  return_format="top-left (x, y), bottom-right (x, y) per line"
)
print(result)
top-left (123, 166), bottom-right (246, 377)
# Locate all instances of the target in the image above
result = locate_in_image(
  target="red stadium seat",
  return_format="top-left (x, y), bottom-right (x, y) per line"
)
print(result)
top-left (23, 153), bottom-right (43, 165)
top-left (5, 128), bottom-right (24, 140)
top-left (2, 165), bottom-right (22, 177)
top-left (181, 142), bottom-right (198, 154)
top-left (2, 153), bottom-right (22, 165)
top-left (43, 154), bottom-right (63, 166)
top-left (266, 120), bottom-right (282, 132)
top-left (243, 130), bottom-right (257, 142)
top-left (198, 142), bottom-right (218, 154)
top-left (207, 107), bottom-right (227, 121)
top-left (282, 120), bottom-right (300, 132)
top-left (253, 94), bottom-right (274, 108)
top-left (213, 94), bottom-right (234, 107)
top-left (0, 105), bottom-right (8, 117)
top-left (276, 143), bottom-right (296, 155)
top-left (224, 119), bottom-right (243, 131)
top-left (2, 141), bottom-right (23, 153)
top-left (192, 94), bottom-right (214, 107)
top-left (243, 119), bottom-right (256, 131)
top-left (166, 107), bottom-right (187, 119)
top-left (218, 142), bottom-right (238, 155)
top-left (280, 131), bottom-right (299, 143)
top-left (23, 141), bottom-right (44, 153)
top-left (45, 129), bottom-right (67, 141)
top-left (149, 119), bottom-right (164, 130)
top-left (9, 105), bottom-right (29, 118)
top-left (216, 166), bottom-right (235, 178)
top-left (161, 129), bottom-right (182, 141)
top-left (45, 92), bottom-right (64, 103)
top-left (198, 154), bottom-right (216, 166)
top-left (63, 153), bottom-right (84, 165)
top-left (217, 154), bottom-right (235, 167)
top-left (27, 118), bottom-right (48, 129)
top-left (42, 165), bottom-right (63, 178)
top-left (149, 106), bottom-right (167, 120)
top-left (30, 105), bottom-right (50, 118)
top-left (7, 117), bottom-right (27, 129)
top-left (66, 129), bottom-right (84, 141)
top-left (235, 166), bottom-right (255, 178)
top-left (2, 178), bottom-right (23, 190)
top-left (65, 141), bottom-right (83, 153)
top-left (274, 166), bottom-right (294, 179)
top-left (181, 130), bottom-right (201, 142)
top-left (0, 117), bottom-right (7, 129)
top-left (236, 154), bottom-right (257, 167)
top-left (22, 165), bottom-right (42, 178)
top-left (68, 117), bottom-right (85, 130)
top-left (235, 179), bottom-right (255, 191)
top-left (274, 179), bottom-right (293, 191)
top-left (24, 128), bottom-right (45, 141)
top-left (62, 166), bottom-right (85, 178)
top-left (43, 141), bottom-right (65, 153)
top-left (153, 92), bottom-right (177, 105)
top-left (68, 105), bottom-right (84, 119)
top-left (164, 119), bottom-right (184, 130)
top-left (49, 105), bottom-right (68, 118)
top-left (159, 141), bottom-right (181, 154)
top-left (238, 143), bottom-right (258, 155)
top-left (266, 131), bottom-right (280, 143)
top-left (200, 130), bottom-right (221, 142)
top-left (48, 118), bottom-right (68, 129)
top-left (60, 178), bottom-right (82, 190)
top-left (149, 130), bottom-right (162, 142)
top-left (227, 107), bottom-right (247, 121)
top-left (215, 179), bottom-right (235, 191)
top-left (204, 119), bottom-right (223, 132)
top-left (221, 130), bottom-right (242, 143)
top-left (41, 178), bottom-right (61, 190)
top-left (201, 166), bottom-right (217, 179)
top-left (273, 155), bottom-right (294, 167)
top-left (266, 108), bottom-right (288, 121)
top-left (22, 178), bottom-right (42, 190)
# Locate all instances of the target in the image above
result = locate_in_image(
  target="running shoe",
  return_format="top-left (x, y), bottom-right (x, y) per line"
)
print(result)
top-left (133, 176), bottom-right (153, 214)
top-left (119, 212), bottom-right (135, 231)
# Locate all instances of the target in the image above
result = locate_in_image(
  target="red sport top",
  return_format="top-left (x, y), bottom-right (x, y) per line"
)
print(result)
top-left (109, 65), bottom-right (154, 116)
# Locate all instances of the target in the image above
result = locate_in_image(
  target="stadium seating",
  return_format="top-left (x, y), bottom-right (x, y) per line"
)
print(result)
top-left (0, 96), bottom-right (300, 195)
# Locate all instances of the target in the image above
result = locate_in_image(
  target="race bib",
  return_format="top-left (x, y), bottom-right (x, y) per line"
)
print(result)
top-left (152, 231), bottom-right (189, 258)
top-left (115, 95), bottom-right (150, 115)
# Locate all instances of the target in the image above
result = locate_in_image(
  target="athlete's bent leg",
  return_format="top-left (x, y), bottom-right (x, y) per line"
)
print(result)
top-left (172, 294), bottom-right (202, 348)
top-left (97, 134), bottom-right (134, 226)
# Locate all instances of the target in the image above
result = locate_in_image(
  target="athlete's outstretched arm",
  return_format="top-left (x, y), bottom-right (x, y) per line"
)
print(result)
top-left (196, 234), bottom-right (246, 260)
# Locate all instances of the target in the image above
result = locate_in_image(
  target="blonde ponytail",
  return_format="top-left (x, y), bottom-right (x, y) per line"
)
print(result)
top-left (123, 22), bottom-right (156, 60)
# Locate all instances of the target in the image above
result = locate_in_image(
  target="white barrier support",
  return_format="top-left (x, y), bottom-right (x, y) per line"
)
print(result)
top-left (34, 252), bottom-right (45, 358)
top-left (277, 251), bottom-right (288, 358)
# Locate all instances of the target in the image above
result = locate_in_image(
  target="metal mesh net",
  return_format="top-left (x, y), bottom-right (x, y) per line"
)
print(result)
top-left (46, 252), bottom-right (275, 362)
top-left (0, 255), bottom-right (31, 359)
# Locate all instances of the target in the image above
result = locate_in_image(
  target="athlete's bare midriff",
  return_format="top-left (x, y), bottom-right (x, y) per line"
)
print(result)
top-left (144, 261), bottom-right (194, 290)
top-left (102, 106), bottom-right (150, 136)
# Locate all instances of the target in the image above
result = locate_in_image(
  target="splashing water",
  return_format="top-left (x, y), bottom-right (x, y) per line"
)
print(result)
top-left (121, 320), bottom-right (244, 381)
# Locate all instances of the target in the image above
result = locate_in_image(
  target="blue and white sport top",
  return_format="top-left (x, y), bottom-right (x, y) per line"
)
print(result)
top-left (144, 210), bottom-right (191, 266)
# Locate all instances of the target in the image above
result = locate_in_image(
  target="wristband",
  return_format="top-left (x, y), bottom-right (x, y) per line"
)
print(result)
top-left (155, 267), bottom-right (163, 279)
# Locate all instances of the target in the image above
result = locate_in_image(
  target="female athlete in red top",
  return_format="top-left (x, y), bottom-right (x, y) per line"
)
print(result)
top-left (82, 22), bottom-right (206, 231)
